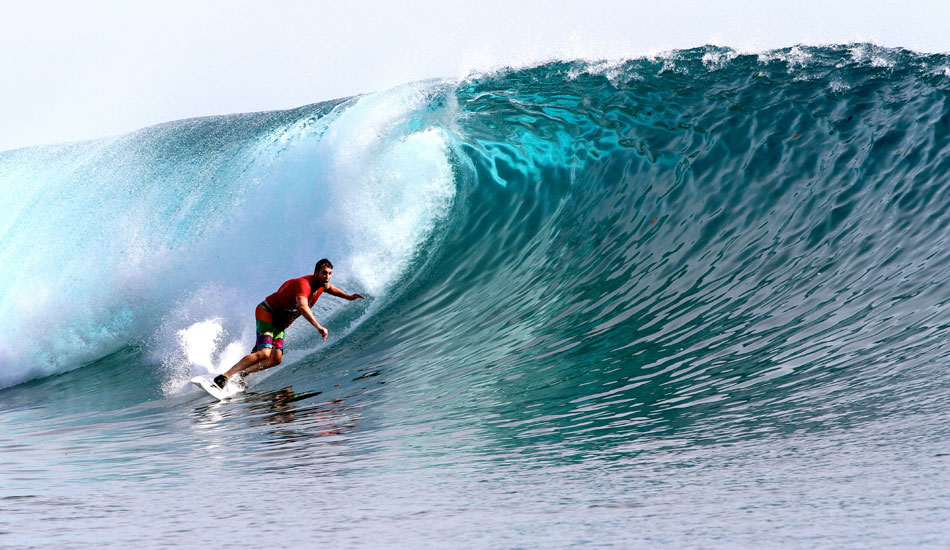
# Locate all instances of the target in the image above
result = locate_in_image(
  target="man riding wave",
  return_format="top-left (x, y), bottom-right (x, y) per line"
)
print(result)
top-left (213, 258), bottom-right (364, 389)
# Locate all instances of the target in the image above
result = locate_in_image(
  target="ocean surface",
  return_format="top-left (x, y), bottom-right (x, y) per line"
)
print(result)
top-left (1, 44), bottom-right (949, 548)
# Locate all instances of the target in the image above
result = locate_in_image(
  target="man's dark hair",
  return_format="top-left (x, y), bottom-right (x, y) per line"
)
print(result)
top-left (314, 258), bottom-right (334, 273)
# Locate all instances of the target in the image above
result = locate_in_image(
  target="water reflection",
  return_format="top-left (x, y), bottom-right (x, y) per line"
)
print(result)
top-left (247, 386), bottom-right (325, 425)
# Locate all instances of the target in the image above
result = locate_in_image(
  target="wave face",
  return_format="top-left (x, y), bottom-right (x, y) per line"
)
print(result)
top-left (3, 44), bottom-right (950, 547)
top-left (342, 44), bottom-right (950, 451)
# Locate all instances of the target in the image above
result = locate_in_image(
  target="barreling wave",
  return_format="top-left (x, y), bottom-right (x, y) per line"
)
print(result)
top-left (2, 44), bottom-right (949, 450)
top-left (0, 85), bottom-right (458, 389)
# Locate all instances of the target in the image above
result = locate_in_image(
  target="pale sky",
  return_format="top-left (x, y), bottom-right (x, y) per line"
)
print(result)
top-left (1, 0), bottom-right (946, 152)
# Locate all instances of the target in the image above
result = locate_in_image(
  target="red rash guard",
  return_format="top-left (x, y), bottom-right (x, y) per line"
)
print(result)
top-left (263, 275), bottom-right (326, 330)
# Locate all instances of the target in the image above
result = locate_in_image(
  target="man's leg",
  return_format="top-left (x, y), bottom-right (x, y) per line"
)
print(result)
top-left (215, 303), bottom-right (285, 388)
top-left (214, 347), bottom-right (272, 388)
top-left (241, 348), bottom-right (283, 375)
top-left (239, 327), bottom-right (285, 376)
top-left (214, 319), bottom-right (286, 388)
top-left (223, 348), bottom-right (273, 379)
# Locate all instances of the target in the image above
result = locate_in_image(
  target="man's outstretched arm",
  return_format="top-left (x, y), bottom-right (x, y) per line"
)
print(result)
top-left (326, 284), bottom-right (365, 301)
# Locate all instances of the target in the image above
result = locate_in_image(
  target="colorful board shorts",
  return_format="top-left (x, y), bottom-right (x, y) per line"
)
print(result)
top-left (253, 301), bottom-right (285, 352)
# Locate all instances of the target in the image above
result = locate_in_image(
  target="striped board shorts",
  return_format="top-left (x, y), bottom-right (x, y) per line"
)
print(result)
top-left (253, 301), bottom-right (286, 351)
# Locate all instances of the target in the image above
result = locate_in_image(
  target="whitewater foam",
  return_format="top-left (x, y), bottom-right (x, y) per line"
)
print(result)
top-left (312, 83), bottom-right (456, 294)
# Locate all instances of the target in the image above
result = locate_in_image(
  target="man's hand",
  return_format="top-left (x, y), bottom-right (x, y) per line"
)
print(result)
top-left (317, 325), bottom-right (329, 340)
top-left (350, 293), bottom-right (365, 300)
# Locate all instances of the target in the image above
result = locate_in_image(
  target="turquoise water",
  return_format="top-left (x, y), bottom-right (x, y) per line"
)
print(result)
top-left (2, 44), bottom-right (950, 548)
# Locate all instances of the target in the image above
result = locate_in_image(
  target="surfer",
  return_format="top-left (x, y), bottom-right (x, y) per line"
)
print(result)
top-left (213, 258), bottom-right (364, 389)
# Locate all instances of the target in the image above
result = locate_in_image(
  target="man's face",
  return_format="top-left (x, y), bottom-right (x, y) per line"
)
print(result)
top-left (317, 266), bottom-right (333, 284)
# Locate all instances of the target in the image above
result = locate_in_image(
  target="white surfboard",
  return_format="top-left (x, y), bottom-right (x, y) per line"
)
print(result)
top-left (191, 375), bottom-right (246, 400)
